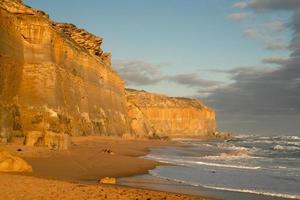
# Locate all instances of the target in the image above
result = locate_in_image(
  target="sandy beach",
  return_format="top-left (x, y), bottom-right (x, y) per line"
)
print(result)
top-left (4, 136), bottom-right (182, 181)
top-left (0, 136), bottom-right (214, 200)
top-left (0, 173), bottom-right (208, 200)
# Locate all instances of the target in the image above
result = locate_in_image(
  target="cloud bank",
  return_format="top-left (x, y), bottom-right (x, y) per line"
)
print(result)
top-left (204, 0), bottom-right (300, 134)
top-left (113, 60), bottom-right (219, 89)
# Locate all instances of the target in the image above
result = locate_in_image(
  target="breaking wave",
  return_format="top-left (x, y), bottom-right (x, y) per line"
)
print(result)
top-left (195, 161), bottom-right (260, 170)
top-left (273, 145), bottom-right (300, 151)
top-left (146, 154), bottom-right (260, 170)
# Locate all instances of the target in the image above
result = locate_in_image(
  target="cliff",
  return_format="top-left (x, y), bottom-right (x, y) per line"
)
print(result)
top-left (126, 89), bottom-right (216, 138)
top-left (0, 0), bottom-right (217, 148)
top-left (0, 0), bottom-right (130, 147)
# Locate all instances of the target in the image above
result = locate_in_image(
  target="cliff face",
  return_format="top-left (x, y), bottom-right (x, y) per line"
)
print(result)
top-left (0, 0), bottom-right (129, 145)
top-left (126, 89), bottom-right (216, 138)
top-left (0, 0), bottom-right (218, 147)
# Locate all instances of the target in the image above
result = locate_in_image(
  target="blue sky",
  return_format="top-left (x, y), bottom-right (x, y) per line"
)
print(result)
top-left (24, 0), bottom-right (299, 135)
top-left (24, 0), bottom-right (290, 87)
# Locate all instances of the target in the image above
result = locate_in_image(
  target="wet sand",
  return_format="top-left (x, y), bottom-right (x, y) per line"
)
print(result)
top-left (119, 174), bottom-right (290, 200)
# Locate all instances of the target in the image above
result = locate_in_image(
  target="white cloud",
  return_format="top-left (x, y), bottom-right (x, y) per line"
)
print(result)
top-left (262, 56), bottom-right (289, 65)
top-left (265, 42), bottom-right (288, 50)
top-left (166, 73), bottom-right (222, 88)
top-left (264, 20), bottom-right (287, 32)
top-left (242, 28), bottom-right (259, 38)
top-left (233, 1), bottom-right (249, 9)
top-left (113, 60), bottom-right (165, 86)
top-left (227, 12), bottom-right (250, 21)
top-left (113, 60), bottom-right (221, 89)
top-left (248, 0), bottom-right (300, 11)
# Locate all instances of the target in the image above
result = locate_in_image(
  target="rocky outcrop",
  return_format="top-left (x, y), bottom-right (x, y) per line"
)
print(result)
top-left (0, 149), bottom-right (32, 172)
top-left (25, 131), bottom-right (70, 150)
top-left (126, 89), bottom-right (216, 138)
top-left (53, 23), bottom-right (103, 57)
top-left (0, 0), bottom-right (130, 148)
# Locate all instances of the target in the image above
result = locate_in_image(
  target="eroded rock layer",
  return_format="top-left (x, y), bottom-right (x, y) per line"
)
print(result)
top-left (126, 89), bottom-right (216, 137)
top-left (53, 23), bottom-right (103, 57)
top-left (0, 0), bottom-right (130, 146)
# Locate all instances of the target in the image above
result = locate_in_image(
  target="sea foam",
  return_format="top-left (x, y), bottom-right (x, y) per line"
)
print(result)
top-left (273, 145), bottom-right (300, 151)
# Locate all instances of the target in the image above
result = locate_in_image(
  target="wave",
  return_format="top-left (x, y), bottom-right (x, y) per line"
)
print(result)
top-left (201, 185), bottom-right (300, 199)
top-left (245, 140), bottom-right (300, 146)
top-left (240, 135), bottom-right (300, 141)
top-left (285, 141), bottom-right (300, 146)
top-left (149, 171), bottom-right (300, 199)
top-left (195, 161), bottom-right (260, 170)
top-left (216, 143), bottom-right (259, 154)
top-left (273, 145), bottom-right (300, 151)
top-left (235, 134), bottom-right (256, 139)
top-left (231, 135), bottom-right (300, 140)
top-left (203, 152), bottom-right (259, 160)
top-left (247, 140), bottom-right (274, 144)
top-left (263, 135), bottom-right (300, 140)
top-left (145, 155), bottom-right (260, 170)
top-left (171, 138), bottom-right (205, 142)
top-left (282, 136), bottom-right (300, 140)
top-left (192, 143), bottom-right (214, 148)
top-left (199, 143), bottom-right (214, 147)
top-left (242, 139), bottom-right (300, 148)
top-left (258, 136), bottom-right (271, 139)
top-left (277, 166), bottom-right (300, 170)
top-left (217, 143), bottom-right (249, 151)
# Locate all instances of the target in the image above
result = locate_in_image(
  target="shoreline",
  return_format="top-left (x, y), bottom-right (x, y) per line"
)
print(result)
top-left (119, 173), bottom-right (293, 200)
top-left (2, 136), bottom-right (293, 200)
top-left (1, 136), bottom-right (294, 200)
top-left (120, 139), bottom-right (295, 200)
top-left (1, 136), bottom-right (215, 199)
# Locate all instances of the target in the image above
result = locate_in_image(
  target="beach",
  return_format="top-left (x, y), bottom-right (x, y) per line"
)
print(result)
top-left (2, 136), bottom-right (297, 200)
top-left (0, 136), bottom-right (214, 200)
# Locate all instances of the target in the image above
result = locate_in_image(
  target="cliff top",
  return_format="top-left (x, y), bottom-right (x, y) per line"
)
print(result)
top-left (126, 88), bottom-right (213, 111)
top-left (0, 0), bottom-right (48, 17)
top-left (53, 23), bottom-right (104, 58)
top-left (0, 0), bottom-right (112, 67)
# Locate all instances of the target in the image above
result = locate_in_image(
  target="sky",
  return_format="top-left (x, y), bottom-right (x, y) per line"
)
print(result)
top-left (24, 0), bottom-right (300, 136)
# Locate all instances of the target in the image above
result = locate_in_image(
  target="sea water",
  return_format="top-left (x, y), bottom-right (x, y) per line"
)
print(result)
top-left (144, 135), bottom-right (300, 199)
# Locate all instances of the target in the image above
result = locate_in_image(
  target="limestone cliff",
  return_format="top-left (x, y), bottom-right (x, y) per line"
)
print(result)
top-left (0, 0), bottom-right (130, 146)
top-left (126, 89), bottom-right (216, 138)
top-left (0, 0), bottom-right (218, 147)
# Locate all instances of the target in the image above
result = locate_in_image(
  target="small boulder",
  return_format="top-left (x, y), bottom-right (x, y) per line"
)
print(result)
top-left (99, 177), bottom-right (116, 184)
top-left (101, 149), bottom-right (114, 155)
top-left (0, 150), bottom-right (32, 172)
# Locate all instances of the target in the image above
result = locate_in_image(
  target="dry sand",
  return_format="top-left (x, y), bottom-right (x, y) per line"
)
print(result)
top-left (0, 136), bottom-right (214, 200)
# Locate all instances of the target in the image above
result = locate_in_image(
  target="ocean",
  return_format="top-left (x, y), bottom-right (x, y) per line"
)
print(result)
top-left (144, 135), bottom-right (300, 199)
